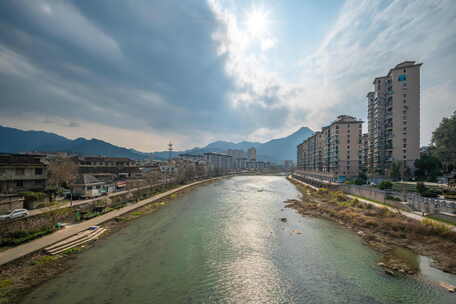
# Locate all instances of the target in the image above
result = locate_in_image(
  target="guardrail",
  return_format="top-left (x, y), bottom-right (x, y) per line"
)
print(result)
top-left (292, 173), bottom-right (456, 216)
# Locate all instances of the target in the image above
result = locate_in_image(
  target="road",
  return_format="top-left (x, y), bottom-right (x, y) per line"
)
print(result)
top-left (0, 178), bottom-right (218, 267)
top-left (289, 176), bottom-right (456, 232)
top-left (26, 182), bottom-right (163, 217)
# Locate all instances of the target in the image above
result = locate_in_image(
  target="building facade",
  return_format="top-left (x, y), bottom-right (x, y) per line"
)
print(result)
top-left (0, 154), bottom-right (48, 194)
top-left (297, 115), bottom-right (363, 181)
top-left (367, 61), bottom-right (422, 177)
top-left (247, 147), bottom-right (257, 161)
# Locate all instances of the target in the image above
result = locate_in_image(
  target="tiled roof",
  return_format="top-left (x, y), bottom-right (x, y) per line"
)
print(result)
top-left (0, 154), bottom-right (44, 166)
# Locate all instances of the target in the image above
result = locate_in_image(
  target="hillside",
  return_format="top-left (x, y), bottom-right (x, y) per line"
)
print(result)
top-left (0, 125), bottom-right (313, 162)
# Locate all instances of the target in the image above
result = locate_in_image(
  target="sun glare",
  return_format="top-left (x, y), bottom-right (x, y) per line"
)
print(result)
top-left (245, 8), bottom-right (269, 37)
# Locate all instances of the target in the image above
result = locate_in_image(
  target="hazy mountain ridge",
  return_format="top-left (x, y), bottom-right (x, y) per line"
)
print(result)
top-left (0, 125), bottom-right (313, 162)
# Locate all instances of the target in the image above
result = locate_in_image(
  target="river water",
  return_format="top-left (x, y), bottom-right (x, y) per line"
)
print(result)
top-left (22, 176), bottom-right (456, 303)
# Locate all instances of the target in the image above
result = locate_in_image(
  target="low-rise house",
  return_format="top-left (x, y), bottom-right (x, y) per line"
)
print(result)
top-left (73, 156), bottom-right (140, 177)
top-left (0, 154), bottom-right (48, 194)
top-left (71, 174), bottom-right (106, 199)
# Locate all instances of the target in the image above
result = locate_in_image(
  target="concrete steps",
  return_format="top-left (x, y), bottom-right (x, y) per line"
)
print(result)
top-left (45, 227), bottom-right (107, 255)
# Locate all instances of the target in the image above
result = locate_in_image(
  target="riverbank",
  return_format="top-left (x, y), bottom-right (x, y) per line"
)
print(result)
top-left (286, 178), bottom-right (456, 278)
top-left (0, 178), bottom-right (219, 304)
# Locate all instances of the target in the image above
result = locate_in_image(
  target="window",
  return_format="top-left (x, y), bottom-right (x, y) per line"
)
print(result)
top-left (35, 180), bottom-right (42, 185)
top-left (403, 100), bottom-right (407, 104)
top-left (402, 82), bottom-right (407, 87)
top-left (403, 94), bottom-right (407, 98)
top-left (398, 74), bottom-right (407, 81)
top-left (16, 180), bottom-right (23, 187)
top-left (0, 168), bottom-right (5, 176)
top-left (15, 168), bottom-right (25, 176)
top-left (87, 186), bottom-right (93, 190)
top-left (35, 168), bottom-right (43, 175)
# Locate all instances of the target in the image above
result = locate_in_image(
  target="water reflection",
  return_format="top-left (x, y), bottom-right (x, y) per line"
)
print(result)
top-left (21, 176), bottom-right (456, 304)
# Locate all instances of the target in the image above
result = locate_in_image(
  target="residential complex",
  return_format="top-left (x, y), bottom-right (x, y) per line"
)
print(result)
top-left (296, 61), bottom-right (422, 182)
top-left (367, 61), bottom-right (422, 177)
top-left (297, 115), bottom-right (363, 182)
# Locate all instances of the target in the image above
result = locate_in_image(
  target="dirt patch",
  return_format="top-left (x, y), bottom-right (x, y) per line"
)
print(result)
top-left (286, 179), bottom-right (456, 276)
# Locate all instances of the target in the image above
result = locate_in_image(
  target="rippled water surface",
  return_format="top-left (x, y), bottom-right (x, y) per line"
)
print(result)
top-left (22, 176), bottom-right (456, 303)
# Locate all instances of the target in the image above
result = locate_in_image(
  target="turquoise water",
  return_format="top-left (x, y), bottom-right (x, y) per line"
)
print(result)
top-left (22, 176), bottom-right (456, 303)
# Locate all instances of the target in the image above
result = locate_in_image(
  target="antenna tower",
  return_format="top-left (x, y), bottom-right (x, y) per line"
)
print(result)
top-left (168, 141), bottom-right (173, 161)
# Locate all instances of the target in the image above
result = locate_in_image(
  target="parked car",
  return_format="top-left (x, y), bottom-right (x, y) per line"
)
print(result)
top-left (0, 209), bottom-right (29, 221)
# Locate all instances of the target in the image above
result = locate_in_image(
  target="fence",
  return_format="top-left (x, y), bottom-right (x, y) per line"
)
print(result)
top-left (292, 173), bottom-right (456, 215)
top-left (407, 193), bottom-right (456, 215)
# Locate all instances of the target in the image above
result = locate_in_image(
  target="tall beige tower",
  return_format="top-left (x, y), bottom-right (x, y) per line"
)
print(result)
top-left (367, 61), bottom-right (422, 177)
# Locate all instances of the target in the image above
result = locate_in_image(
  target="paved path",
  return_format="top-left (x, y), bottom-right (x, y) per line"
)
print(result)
top-left (289, 176), bottom-right (456, 232)
top-left (0, 178), bottom-right (219, 267)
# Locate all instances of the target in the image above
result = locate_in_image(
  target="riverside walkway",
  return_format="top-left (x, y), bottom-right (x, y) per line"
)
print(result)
top-left (27, 182), bottom-right (163, 217)
top-left (0, 178), bottom-right (219, 267)
top-left (289, 176), bottom-right (456, 232)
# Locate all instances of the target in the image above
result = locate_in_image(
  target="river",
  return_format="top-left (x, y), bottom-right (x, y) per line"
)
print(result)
top-left (22, 176), bottom-right (456, 303)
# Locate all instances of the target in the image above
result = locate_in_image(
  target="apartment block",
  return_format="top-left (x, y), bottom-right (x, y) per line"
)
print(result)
top-left (0, 154), bottom-right (48, 194)
top-left (247, 147), bottom-right (257, 161)
top-left (297, 115), bottom-right (363, 181)
top-left (367, 61), bottom-right (422, 176)
top-left (360, 133), bottom-right (369, 172)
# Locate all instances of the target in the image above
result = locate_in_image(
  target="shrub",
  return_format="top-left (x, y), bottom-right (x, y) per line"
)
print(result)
top-left (378, 181), bottom-right (393, 190)
top-left (421, 219), bottom-right (451, 235)
top-left (19, 191), bottom-right (47, 203)
top-left (421, 189), bottom-right (439, 198)
top-left (385, 195), bottom-right (402, 201)
top-left (31, 255), bottom-right (59, 265)
top-left (416, 182), bottom-right (427, 195)
top-left (0, 228), bottom-right (55, 247)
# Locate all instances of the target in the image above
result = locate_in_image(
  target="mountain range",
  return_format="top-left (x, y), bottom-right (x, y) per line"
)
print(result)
top-left (0, 125), bottom-right (313, 163)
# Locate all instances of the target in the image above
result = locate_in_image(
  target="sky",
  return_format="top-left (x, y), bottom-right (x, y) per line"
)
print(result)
top-left (0, 0), bottom-right (455, 152)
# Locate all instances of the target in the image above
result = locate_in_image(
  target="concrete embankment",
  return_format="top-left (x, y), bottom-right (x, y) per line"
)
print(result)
top-left (0, 177), bottom-right (220, 266)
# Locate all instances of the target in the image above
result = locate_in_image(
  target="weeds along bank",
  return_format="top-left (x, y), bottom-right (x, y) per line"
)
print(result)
top-left (286, 179), bottom-right (456, 275)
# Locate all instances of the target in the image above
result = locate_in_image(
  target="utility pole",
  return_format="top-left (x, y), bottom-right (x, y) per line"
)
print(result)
top-left (166, 141), bottom-right (173, 187)
top-left (168, 141), bottom-right (173, 161)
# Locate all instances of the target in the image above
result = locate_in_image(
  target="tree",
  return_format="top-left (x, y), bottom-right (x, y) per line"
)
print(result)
top-left (431, 111), bottom-right (456, 173)
top-left (414, 154), bottom-right (442, 181)
top-left (390, 161), bottom-right (402, 181)
top-left (47, 159), bottom-right (78, 191)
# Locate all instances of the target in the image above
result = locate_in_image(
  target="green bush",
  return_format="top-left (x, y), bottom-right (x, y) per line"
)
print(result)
top-left (19, 191), bottom-right (47, 203)
top-left (0, 228), bottom-right (55, 247)
top-left (378, 181), bottom-right (393, 190)
top-left (421, 189), bottom-right (440, 198)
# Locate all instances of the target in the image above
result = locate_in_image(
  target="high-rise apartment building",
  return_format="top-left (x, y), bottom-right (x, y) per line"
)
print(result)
top-left (367, 61), bottom-right (422, 176)
top-left (297, 115), bottom-right (363, 181)
top-left (247, 147), bottom-right (257, 161)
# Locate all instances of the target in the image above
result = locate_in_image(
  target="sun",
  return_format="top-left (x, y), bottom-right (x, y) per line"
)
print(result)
top-left (245, 8), bottom-right (269, 37)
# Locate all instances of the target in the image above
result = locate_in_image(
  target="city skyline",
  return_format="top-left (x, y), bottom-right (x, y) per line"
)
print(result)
top-left (0, 0), bottom-right (455, 151)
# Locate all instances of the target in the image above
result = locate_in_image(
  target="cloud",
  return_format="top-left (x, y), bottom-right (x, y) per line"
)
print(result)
top-left (0, 0), bottom-right (455, 150)
top-left (210, 0), bottom-right (456, 144)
